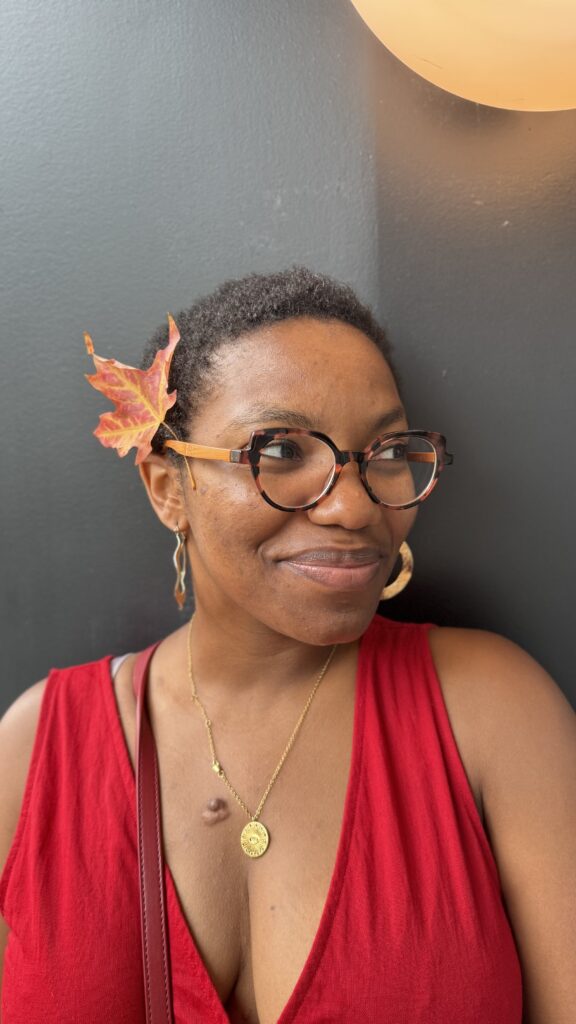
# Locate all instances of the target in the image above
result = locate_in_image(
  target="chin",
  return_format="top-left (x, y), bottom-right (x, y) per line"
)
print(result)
top-left (278, 597), bottom-right (382, 648)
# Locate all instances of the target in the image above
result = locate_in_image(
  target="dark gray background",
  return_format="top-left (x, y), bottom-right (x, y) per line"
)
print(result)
top-left (1, 0), bottom-right (575, 713)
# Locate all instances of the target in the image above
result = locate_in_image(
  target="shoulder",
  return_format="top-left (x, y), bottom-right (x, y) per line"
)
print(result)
top-left (427, 625), bottom-right (576, 815)
top-left (427, 624), bottom-right (575, 759)
top-left (0, 653), bottom-right (130, 884)
top-left (429, 626), bottom-right (576, 1023)
top-left (0, 679), bottom-right (50, 875)
top-left (0, 678), bottom-right (49, 972)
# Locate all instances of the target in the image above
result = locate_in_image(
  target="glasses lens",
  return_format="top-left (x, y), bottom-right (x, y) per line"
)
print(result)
top-left (258, 433), bottom-right (334, 508)
top-left (365, 434), bottom-right (437, 506)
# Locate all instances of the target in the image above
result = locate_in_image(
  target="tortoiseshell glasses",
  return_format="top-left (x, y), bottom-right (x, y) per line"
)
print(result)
top-left (163, 428), bottom-right (454, 513)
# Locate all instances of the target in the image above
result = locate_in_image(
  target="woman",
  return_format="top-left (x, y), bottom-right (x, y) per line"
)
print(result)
top-left (0, 267), bottom-right (575, 1023)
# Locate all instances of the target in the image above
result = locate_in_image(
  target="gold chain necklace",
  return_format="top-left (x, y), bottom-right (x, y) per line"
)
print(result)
top-left (186, 615), bottom-right (337, 858)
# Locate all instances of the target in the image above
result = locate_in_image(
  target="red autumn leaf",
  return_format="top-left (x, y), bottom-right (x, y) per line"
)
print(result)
top-left (84, 314), bottom-right (181, 465)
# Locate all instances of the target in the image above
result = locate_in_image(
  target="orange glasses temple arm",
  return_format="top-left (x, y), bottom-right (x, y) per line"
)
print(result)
top-left (406, 452), bottom-right (435, 463)
top-left (407, 452), bottom-right (453, 466)
top-left (163, 439), bottom-right (244, 462)
top-left (164, 441), bottom-right (452, 466)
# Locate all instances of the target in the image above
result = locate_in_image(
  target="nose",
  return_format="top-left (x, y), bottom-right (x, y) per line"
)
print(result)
top-left (306, 460), bottom-right (382, 530)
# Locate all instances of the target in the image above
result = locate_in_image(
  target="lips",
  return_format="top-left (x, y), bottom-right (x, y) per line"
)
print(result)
top-left (280, 548), bottom-right (384, 591)
top-left (283, 548), bottom-right (383, 565)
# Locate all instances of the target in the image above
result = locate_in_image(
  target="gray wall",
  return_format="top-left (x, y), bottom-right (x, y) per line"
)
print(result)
top-left (1, 0), bottom-right (575, 713)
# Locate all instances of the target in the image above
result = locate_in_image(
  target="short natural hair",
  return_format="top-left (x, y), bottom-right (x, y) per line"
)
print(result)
top-left (141, 265), bottom-right (399, 456)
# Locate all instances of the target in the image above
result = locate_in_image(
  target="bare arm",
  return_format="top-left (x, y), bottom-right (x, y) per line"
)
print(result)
top-left (431, 629), bottom-right (576, 1024)
top-left (0, 680), bottom-right (48, 1005)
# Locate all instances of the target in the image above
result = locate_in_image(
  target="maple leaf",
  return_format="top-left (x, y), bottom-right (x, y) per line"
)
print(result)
top-left (84, 314), bottom-right (181, 465)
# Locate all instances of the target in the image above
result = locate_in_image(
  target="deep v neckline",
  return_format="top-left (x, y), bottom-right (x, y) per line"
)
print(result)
top-left (103, 625), bottom-right (371, 1024)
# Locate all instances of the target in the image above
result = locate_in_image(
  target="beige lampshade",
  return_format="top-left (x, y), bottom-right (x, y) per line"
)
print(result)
top-left (350, 0), bottom-right (576, 111)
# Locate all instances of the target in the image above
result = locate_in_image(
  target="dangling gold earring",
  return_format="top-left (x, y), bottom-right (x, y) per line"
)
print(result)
top-left (380, 541), bottom-right (414, 600)
top-left (172, 526), bottom-right (188, 610)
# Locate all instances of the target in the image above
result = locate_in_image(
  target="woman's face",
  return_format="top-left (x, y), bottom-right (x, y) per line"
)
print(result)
top-left (182, 316), bottom-right (417, 645)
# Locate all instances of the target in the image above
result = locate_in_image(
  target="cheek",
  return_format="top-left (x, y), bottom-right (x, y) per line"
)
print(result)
top-left (187, 469), bottom-right (286, 585)
top-left (392, 506), bottom-right (418, 542)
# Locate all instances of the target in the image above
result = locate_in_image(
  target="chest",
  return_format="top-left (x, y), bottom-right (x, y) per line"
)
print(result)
top-left (113, 648), bottom-right (486, 1024)
top-left (116, 654), bottom-right (358, 1024)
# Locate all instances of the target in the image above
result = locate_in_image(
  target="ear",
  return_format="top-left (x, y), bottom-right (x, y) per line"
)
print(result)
top-left (138, 453), bottom-right (189, 530)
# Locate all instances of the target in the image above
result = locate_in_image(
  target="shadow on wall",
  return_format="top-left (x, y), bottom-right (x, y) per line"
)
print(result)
top-left (367, 38), bottom-right (576, 205)
top-left (346, 29), bottom-right (576, 698)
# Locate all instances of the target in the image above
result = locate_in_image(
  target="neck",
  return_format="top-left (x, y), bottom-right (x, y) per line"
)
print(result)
top-left (185, 603), bottom-right (343, 699)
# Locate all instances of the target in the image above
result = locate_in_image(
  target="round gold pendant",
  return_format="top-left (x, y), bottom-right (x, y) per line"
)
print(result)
top-left (240, 820), bottom-right (270, 858)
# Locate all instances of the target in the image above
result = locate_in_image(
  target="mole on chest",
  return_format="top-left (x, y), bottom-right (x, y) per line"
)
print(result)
top-left (201, 796), bottom-right (230, 824)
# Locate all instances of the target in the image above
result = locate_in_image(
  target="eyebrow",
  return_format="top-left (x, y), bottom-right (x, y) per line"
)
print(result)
top-left (225, 405), bottom-right (407, 434)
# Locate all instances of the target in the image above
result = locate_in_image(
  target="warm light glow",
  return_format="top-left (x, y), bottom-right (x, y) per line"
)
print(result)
top-left (350, 0), bottom-right (576, 111)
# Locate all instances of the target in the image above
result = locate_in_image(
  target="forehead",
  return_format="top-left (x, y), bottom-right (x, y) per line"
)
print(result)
top-left (200, 317), bottom-right (402, 439)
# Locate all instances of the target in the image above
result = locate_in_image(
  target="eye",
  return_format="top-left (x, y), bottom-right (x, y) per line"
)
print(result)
top-left (372, 441), bottom-right (409, 461)
top-left (260, 439), bottom-right (303, 461)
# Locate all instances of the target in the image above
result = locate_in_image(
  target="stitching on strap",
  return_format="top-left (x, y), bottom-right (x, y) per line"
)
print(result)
top-left (153, 739), bottom-right (172, 1018)
top-left (138, 735), bottom-right (154, 1021)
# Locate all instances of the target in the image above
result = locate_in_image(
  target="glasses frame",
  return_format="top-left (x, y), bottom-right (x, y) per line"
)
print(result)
top-left (163, 428), bottom-right (454, 512)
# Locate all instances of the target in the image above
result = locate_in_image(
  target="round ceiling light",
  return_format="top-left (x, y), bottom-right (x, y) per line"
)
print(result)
top-left (350, 0), bottom-right (576, 111)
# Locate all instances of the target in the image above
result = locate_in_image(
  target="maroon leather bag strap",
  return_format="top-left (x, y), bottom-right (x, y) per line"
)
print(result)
top-left (133, 643), bottom-right (175, 1024)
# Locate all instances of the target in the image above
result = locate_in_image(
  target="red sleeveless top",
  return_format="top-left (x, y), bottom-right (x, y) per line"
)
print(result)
top-left (0, 616), bottom-right (523, 1022)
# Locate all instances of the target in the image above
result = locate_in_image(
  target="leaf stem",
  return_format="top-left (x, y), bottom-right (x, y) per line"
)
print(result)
top-left (161, 421), bottom-right (196, 492)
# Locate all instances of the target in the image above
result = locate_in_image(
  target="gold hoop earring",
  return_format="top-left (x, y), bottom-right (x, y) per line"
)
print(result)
top-left (380, 541), bottom-right (413, 600)
top-left (173, 527), bottom-right (188, 610)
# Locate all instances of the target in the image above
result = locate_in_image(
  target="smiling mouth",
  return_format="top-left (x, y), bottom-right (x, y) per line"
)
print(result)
top-left (282, 547), bottom-right (383, 565)
top-left (281, 554), bottom-right (383, 591)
